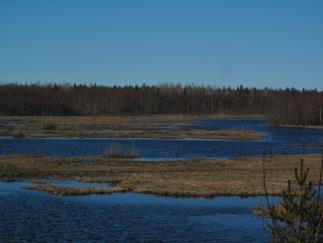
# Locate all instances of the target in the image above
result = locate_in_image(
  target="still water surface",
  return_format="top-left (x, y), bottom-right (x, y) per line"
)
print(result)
top-left (0, 181), bottom-right (279, 242)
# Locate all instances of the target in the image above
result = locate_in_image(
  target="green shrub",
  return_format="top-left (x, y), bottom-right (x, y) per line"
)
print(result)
top-left (267, 158), bottom-right (323, 242)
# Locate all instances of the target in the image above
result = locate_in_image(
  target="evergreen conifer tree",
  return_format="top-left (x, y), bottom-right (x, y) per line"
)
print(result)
top-left (267, 158), bottom-right (323, 242)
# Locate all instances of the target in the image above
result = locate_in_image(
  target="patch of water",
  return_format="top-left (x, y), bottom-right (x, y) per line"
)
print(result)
top-left (0, 181), bottom-right (277, 242)
top-left (0, 118), bottom-right (322, 160)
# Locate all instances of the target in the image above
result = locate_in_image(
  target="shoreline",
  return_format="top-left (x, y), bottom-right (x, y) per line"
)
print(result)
top-left (0, 153), bottom-right (322, 198)
top-left (0, 114), bottom-right (264, 140)
top-left (276, 124), bottom-right (323, 130)
top-left (0, 130), bottom-right (264, 140)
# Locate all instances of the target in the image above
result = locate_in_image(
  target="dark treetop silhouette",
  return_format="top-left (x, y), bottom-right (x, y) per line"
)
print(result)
top-left (0, 83), bottom-right (322, 126)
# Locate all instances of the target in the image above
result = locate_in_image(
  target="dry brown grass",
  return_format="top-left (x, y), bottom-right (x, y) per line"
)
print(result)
top-left (0, 153), bottom-right (322, 197)
top-left (279, 125), bottom-right (323, 130)
top-left (0, 115), bottom-right (264, 139)
top-left (0, 115), bottom-right (195, 130)
top-left (104, 143), bottom-right (139, 158)
top-left (0, 114), bottom-right (263, 127)
top-left (24, 183), bottom-right (130, 196)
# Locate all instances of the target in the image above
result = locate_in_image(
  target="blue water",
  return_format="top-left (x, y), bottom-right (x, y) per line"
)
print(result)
top-left (0, 181), bottom-right (279, 242)
top-left (0, 119), bottom-right (322, 159)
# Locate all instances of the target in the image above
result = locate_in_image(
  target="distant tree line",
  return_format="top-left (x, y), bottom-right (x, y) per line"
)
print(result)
top-left (0, 83), bottom-right (322, 126)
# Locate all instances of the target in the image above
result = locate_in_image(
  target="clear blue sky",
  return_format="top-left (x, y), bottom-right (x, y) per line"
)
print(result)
top-left (1, 0), bottom-right (323, 89)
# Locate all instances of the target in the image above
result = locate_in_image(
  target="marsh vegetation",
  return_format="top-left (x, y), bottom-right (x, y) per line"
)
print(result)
top-left (0, 153), bottom-right (322, 197)
top-left (0, 115), bottom-right (264, 139)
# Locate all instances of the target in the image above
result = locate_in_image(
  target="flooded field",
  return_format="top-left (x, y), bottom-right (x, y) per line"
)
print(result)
top-left (0, 181), bottom-right (280, 242)
top-left (0, 118), bottom-right (322, 242)
top-left (0, 119), bottom-right (322, 160)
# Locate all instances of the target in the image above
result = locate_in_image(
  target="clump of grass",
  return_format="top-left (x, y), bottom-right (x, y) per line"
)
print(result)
top-left (6, 125), bottom-right (26, 138)
top-left (104, 143), bottom-right (139, 159)
top-left (7, 125), bottom-right (15, 132)
top-left (42, 123), bottom-right (57, 130)
top-left (12, 130), bottom-right (26, 138)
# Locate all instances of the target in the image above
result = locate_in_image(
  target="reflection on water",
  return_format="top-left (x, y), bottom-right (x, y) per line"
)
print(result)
top-left (0, 181), bottom-right (278, 242)
top-left (0, 119), bottom-right (322, 160)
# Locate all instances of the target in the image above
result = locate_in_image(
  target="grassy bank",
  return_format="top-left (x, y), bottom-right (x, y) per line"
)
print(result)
top-left (0, 115), bottom-right (264, 140)
top-left (24, 183), bottom-right (130, 196)
top-left (0, 153), bottom-right (322, 197)
top-left (278, 124), bottom-right (323, 130)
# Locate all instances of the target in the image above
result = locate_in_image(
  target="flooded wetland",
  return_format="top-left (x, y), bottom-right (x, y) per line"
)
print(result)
top-left (0, 116), bottom-right (322, 242)
top-left (2, 0), bottom-right (323, 241)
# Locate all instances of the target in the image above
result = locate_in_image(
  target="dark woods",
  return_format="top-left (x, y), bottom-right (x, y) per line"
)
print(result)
top-left (0, 83), bottom-right (322, 126)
